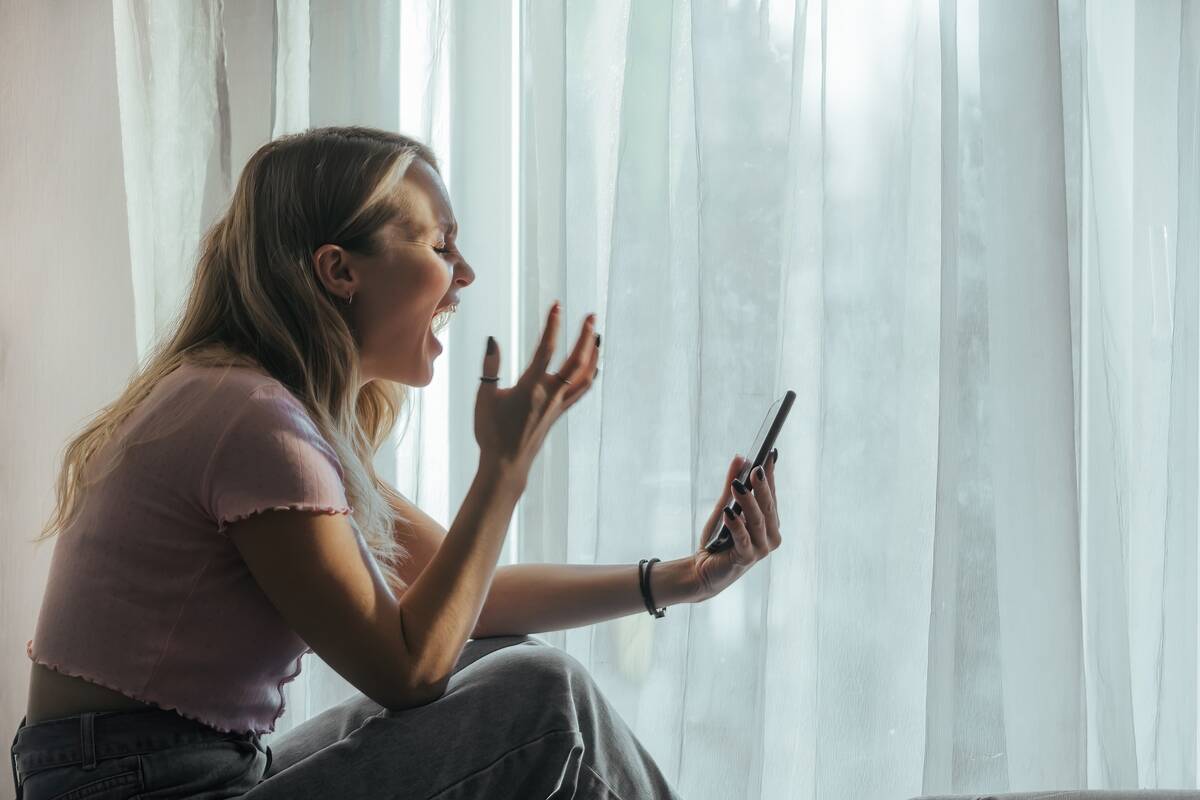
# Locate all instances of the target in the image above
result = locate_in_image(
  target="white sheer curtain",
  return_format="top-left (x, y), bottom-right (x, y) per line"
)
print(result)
top-left (108, 0), bottom-right (1200, 797)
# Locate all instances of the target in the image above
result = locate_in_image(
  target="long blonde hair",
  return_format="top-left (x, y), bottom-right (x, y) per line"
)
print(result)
top-left (32, 125), bottom-right (448, 591)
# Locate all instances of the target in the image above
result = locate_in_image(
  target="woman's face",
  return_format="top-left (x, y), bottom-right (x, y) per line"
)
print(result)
top-left (312, 158), bottom-right (474, 387)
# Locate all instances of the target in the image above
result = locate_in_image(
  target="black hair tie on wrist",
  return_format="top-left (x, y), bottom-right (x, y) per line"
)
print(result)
top-left (639, 558), bottom-right (666, 618)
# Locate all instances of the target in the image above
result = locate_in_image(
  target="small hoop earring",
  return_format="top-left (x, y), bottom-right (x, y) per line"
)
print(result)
top-left (346, 293), bottom-right (354, 305)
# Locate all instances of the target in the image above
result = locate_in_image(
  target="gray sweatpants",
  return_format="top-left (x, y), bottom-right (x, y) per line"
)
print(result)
top-left (244, 634), bottom-right (684, 799)
top-left (10, 635), bottom-right (683, 799)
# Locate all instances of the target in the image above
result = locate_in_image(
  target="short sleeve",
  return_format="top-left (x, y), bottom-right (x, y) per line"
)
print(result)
top-left (203, 384), bottom-right (353, 535)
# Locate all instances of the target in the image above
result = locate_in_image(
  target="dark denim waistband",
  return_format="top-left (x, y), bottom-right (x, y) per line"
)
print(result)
top-left (10, 708), bottom-right (261, 790)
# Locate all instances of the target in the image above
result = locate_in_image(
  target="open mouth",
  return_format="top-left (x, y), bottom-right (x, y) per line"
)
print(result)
top-left (430, 302), bottom-right (459, 335)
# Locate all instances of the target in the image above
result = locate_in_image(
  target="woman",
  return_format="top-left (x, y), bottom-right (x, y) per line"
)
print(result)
top-left (10, 126), bottom-right (781, 799)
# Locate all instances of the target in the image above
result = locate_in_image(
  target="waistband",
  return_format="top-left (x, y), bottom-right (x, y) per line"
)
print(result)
top-left (10, 708), bottom-right (261, 788)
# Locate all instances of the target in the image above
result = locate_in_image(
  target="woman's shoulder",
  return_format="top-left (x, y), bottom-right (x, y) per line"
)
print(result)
top-left (170, 360), bottom-right (330, 446)
top-left (173, 357), bottom-right (283, 392)
top-left (80, 360), bottom-right (298, 487)
top-left (131, 359), bottom-right (300, 443)
top-left (165, 359), bottom-right (296, 410)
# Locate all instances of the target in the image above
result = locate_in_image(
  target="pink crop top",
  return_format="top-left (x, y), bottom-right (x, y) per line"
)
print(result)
top-left (26, 361), bottom-right (355, 735)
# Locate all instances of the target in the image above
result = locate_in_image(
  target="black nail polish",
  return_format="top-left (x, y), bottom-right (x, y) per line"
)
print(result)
top-left (724, 506), bottom-right (736, 520)
top-left (486, 335), bottom-right (496, 355)
top-left (732, 479), bottom-right (747, 495)
top-left (594, 332), bottom-right (601, 348)
top-left (770, 448), bottom-right (778, 465)
top-left (754, 465), bottom-right (765, 482)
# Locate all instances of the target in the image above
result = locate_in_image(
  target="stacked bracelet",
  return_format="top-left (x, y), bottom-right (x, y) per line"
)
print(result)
top-left (638, 558), bottom-right (666, 618)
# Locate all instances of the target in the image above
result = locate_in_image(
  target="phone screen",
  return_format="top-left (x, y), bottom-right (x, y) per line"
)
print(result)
top-left (702, 389), bottom-right (795, 553)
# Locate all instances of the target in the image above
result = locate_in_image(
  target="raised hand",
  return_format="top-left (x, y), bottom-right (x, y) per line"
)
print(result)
top-left (474, 301), bottom-right (601, 481)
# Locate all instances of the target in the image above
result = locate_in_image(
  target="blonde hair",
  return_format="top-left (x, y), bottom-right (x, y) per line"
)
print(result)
top-left (32, 125), bottom-right (447, 591)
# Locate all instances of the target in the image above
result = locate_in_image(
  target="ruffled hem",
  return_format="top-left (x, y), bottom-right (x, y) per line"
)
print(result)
top-left (216, 504), bottom-right (353, 535)
top-left (270, 650), bottom-right (308, 728)
top-left (26, 646), bottom-right (275, 737)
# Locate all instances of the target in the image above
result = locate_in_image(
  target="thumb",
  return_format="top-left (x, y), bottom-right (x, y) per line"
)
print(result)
top-left (727, 453), bottom-right (747, 482)
top-left (716, 454), bottom-right (746, 510)
top-left (700, 454), bottom-right (747, 550)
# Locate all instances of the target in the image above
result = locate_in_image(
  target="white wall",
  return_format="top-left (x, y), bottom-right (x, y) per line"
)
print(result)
top-left (0, 2), bottom-right (136, 795)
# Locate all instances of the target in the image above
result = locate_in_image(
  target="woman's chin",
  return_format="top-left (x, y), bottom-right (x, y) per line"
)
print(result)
top-left (427, 326), bottom-right (445, 356)
top-left (420, 331), bottom-right (442, 384)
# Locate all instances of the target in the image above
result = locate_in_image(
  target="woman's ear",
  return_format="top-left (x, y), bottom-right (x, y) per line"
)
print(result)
top-left (312, 243), bottom-right (358, 299)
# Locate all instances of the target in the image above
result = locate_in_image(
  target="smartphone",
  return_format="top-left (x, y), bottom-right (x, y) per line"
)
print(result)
top-left (702, 389), bottom-right (796, 553)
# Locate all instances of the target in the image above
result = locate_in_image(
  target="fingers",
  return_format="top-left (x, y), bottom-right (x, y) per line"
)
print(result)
top-left (732, 466), bottom-right (770, 556)
top-left (557, 314), bottom-right (602, 408)
top-left (556, 313), bottom-right (597, 383)
top-left (722, 505), bottom-right (756, 565)
top-left (765, 449), bottom-right (781, 550)
top-left (765, 448), bottom-right (778, 504)
top-left (521, 301), bottom-right (562, 388)
top-left (480, 334), bottom-right (500, 388)
top-left (748, 462), bottom-right (775, 522)
top-left (754, 456), bottom-right (781, 551)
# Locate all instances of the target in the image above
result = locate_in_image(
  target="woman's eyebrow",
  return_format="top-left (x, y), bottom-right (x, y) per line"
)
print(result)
top-left (418, 217), bottom-right (458, 241)
top-left (423, 219), bottom-right (451, 236)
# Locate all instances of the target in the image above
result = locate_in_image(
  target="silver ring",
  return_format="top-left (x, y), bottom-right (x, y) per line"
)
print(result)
top-left (556, 375), bottom-right (572, 385)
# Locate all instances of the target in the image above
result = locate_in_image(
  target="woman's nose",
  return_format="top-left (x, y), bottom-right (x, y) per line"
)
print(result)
top-left (455, 256), bottom-right (475, 287)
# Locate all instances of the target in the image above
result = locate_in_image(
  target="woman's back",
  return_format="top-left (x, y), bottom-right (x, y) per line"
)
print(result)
top-left (23, 360), bottom-right (354, 736)
top-left (25, 660), bottom-right (154, 724)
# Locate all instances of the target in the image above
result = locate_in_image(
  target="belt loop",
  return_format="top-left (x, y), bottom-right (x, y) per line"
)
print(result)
top-left (10, 750), bottom-right (21, 798)
top-left (11, 714), bottom-right (26, 797)
top-left (80, 712), bottom-right (97, 770)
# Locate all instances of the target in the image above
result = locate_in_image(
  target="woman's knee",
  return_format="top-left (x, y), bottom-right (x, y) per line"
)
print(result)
top-left (452, 634), bottom-right (538, 674)
top-left (364, 637), bottom-right (593, 724)
top-left (478, 639), bottom-right (594, 692)
top-left (454, 638), bottom-right (603, 728)
top-left (369, 643), bottom-right (596, 756)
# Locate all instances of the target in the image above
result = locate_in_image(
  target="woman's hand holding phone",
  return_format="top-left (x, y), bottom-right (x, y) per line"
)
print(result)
top-left (688, 450), bottom-right (782, 601)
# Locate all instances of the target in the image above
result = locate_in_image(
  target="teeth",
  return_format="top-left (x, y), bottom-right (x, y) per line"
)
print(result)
top-left (431, 303), bottom-right (458, 332)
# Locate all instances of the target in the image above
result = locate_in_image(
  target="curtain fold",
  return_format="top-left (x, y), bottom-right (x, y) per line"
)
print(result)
top-left (979, 0), bottom-right (1085, 787)
top-left (108, 0), bottom-right (1200, 796)
top-left (113, 0), bottom-right (230, 358)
